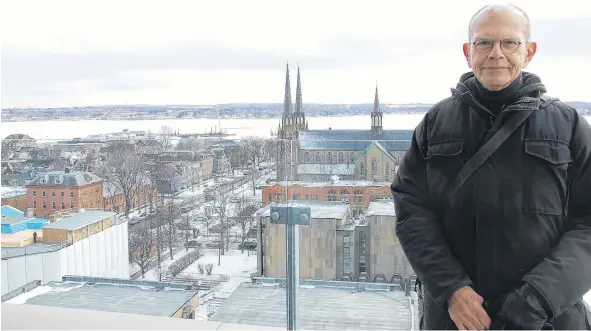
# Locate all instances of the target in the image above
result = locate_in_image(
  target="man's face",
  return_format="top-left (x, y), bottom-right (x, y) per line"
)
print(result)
top-left (462, 9), bottom-right (537, 91)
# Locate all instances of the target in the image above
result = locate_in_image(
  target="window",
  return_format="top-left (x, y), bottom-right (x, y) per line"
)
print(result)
top-left (70, 192), bottom-right (74, 198)
top-left (371, 158), bottom-right (378, 177)
top-left (327, 189), bottom-right (337, 201)
top-left (52, 191), bottom-right (55, 197)
top-left (42, 191), bottom-right (46, 197)
top-left (32, 191), bottom-right (37, 197)
top-left (304, 152), bottom-right (310, 162)
top-left (339, 152), bottom-right (344, 163)
top-left (61, 192), bottom-right (64, 197)
top-left (360, 163), bottom-right (365, 178)
top-left (61, 201), bottom-right (65, 209)
top-left (315, 153), bottom-right (320, 162)
top-left (52, 201), bottom-right (56, 209)
top-left (33, 201), bottom-right (37, 208)
top-left (327, 153), bottom-right (332, 163)
top-left (70, 202), bottom-right (74, 209)
top-left (385, 163), bottom-right (390, 181)
top-left (42, 201), bottom-right (46, 210)
top-left (359, 231), bottom-right (367, 274)
top-left (343, 235), bottom-right (351, 275)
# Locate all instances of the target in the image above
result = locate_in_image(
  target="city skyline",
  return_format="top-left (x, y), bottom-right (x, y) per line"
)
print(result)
top-left (2, 0), bottom-right (591, 108)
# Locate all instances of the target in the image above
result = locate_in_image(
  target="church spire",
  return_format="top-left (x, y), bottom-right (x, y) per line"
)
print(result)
top-left (371, 82), bottom-right (383, 136)
top-left (295, 65), bottom-right (302, 114)
top-left (373, 82), bottom-right (380, 113)
top-left (284, 62), bottom-right (292, 115)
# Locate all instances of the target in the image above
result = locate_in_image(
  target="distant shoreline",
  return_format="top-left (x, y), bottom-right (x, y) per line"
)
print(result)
top-left (0, 111), bottom-right (429, 123)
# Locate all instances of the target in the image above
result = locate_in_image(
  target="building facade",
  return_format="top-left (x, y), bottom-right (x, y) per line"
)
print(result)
top-left (1, 210), bottom-right (129, 296)
top-left (26, 171), bottom-right (104, 217)
top-left (262, 180), bottom-right (392, 217)
top-left (255, 201), bottom-right (414, 283)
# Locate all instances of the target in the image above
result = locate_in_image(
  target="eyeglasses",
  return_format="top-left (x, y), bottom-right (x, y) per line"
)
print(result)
top-left (471, 38), bottom-right (523, 54)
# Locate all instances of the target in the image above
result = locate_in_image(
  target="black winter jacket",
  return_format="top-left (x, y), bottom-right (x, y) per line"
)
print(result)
top-left (391, 72), bottom-right (591, 329)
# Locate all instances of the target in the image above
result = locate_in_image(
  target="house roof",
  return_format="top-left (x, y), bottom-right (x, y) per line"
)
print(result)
top-left (1, 205), bottom-right (25, 217)
top-left (298, 129), bottom-right (413, 151)
top-left (297, 163), bottom-right (355, 175)
top-left (27, 171), bottom-right (103, 187)
top-left (42, 211), bottom-right (116, 231)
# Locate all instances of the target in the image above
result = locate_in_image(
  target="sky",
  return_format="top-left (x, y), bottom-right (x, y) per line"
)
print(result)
top-left (2, 0), bottom-right (591, 108)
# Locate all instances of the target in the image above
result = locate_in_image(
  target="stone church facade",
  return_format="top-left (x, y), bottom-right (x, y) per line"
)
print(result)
top-left (276, 64), bottom-right (413, 182)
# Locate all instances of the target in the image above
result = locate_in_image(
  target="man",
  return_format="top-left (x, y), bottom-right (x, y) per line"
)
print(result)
top-left (391, 4), bottom-right (591, 330)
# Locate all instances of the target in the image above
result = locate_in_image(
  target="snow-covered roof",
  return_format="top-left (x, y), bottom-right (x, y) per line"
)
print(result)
top-left (297, 163), bottom-right (355, 175)
top-left (366, 200), bottom-right (396, 217)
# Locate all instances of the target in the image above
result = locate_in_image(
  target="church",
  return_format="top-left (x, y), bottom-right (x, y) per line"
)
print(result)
top-left (276, 64), bottom-right (414, 182)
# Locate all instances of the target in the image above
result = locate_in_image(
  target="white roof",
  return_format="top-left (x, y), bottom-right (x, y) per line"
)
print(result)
top-left (366, 200), bottom-right (396, 216)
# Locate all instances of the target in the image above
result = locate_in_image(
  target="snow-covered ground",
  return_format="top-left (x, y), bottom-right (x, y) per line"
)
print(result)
top-left (140, 249), bottom-right (189, 281)
top-left (188, 249), bottom-right (257, 320)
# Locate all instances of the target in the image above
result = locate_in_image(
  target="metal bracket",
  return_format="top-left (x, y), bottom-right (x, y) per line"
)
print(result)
top-left (269, 205), bottom-right (311, 226)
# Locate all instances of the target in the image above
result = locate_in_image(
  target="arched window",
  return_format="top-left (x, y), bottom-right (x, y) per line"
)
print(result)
top-left (371, 158), bottom-right (378, 177)
top-left (385, 163), bottom-right (390, 181)
top-left (360, 162), bottom-right (365, 178)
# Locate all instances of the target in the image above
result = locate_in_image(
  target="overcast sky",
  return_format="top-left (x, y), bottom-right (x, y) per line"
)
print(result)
top-left (2, 0), bottom-right (590, 108)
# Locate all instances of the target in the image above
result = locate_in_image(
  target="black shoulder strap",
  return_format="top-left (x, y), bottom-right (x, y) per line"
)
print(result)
top-left (441, 109), bottom-right (536, 206)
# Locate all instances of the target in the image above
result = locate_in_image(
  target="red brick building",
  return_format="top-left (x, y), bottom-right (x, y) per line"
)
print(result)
top-left (26, 171), bottom-right (104, 218)
top-left (262, 180), bottom-right (392, 217)
top-left (103, 182), bottom-right (157, 213)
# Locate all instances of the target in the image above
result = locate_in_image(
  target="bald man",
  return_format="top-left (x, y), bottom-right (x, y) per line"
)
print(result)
top-left (391, 4), bottom-right (591, 330)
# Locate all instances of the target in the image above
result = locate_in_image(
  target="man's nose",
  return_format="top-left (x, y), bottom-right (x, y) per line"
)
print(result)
top-left (488, 41), bottom-right (505, 59)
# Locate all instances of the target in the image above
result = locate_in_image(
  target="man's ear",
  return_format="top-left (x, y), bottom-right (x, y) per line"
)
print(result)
top-left (523, 41), bottom-right (537, 68)
top-left (462, 43), bottom-right (472, 68)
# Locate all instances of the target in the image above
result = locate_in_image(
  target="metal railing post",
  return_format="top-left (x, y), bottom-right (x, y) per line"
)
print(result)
top-left (270, 204), bottom-right (311, 330)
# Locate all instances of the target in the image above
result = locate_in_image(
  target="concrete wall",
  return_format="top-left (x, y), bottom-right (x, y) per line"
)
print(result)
top-left (262, 216), bottom-right (338, 281)
top-left (368, 214), bottom-right (414, 279)
top-left (1, 221), bottom-right (129, 296)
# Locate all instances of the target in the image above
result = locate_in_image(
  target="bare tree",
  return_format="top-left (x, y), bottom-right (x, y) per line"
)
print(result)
top-left (163, 199), bottom-right (182, 260)
top-left (100, 142), bottom-right (143, 217)
top-left (129, 222), bottom-right (153, 278)
top-left (247, 165), bottom-right (260, 196)
top-left (159, 125), bottom-right (174, 151)
top-left (212, 188), bottom-right (230, 265)
top-left (234, 199), bottom-right (258, 254)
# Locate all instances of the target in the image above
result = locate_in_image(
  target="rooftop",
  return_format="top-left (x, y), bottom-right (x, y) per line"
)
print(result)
top-left (1, 215), bottom-right (28, 225)
top-left (260, 202), bottom-right (349, 220)
top-left (42, 210), bottom-right (116, 231)
top-left (298, 129), bottom-right (413, 151)
top-left (1, 205), bottom-right (25, 217)
top-left (1, 304), bottom-right (283, 330)
top-left (211, 283), bottom-right (412, 330)
top-left (297, 163), bottom-right (355, 175)
top-left (27, 171), bottom-right (103, 187)
top-left (366, 200), bottom-right (396, 217)
top-left (6, 279), bottom-right (198, 318)
top-left (1, 229), bottom-right (43, 247)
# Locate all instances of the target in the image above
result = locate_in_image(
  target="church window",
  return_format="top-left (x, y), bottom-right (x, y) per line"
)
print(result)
top-left (385, 163), bottom-right (390, 181)
top-left (371, 158), bottom-right (378, 177)
top-left (360, 162), bottom-right (365, 178)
